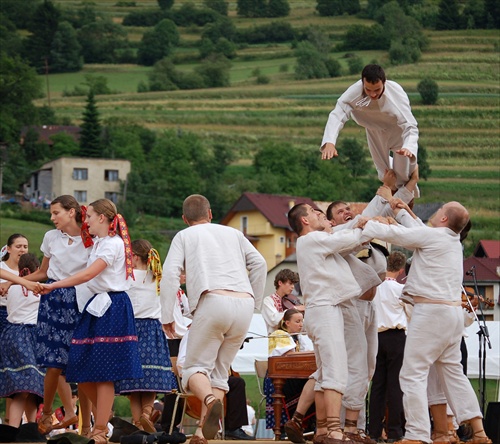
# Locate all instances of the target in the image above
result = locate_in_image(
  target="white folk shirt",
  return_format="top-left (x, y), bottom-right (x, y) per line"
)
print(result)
top-left (321, 79), bottom-right (419, 157)
top-left (86, 235), bottom-right (129, 294)
top-left (160, 223), bottom-right (267, 325)
top-left (373, 277), bottom-right (407, 332)
top-left (0, 261), bottom-right (11, 307)
top-left (362, 220), bottom-right (463, 303)
top-left (128, 269), bottom-right (161, 319)
top-left (296, 229), bottom-right (363, 308)
top-left (261, 294), bottom-right (286, 335)
top-left (172, 288), bottom-right (191, 337)
top-left (1, 262), bottom-right (39, 323)
top-left (41, 229), bottom-right (90, 280)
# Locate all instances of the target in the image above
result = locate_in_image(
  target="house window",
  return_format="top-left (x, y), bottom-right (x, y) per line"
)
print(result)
top-left (74, 190), bottom-right (87, 202)
top-left (105, 192), bottom-right (119, 203)
top-left (105, 169), bottom-right (119, 181)
top-left (280, 236), bottom-right (285, 244)
top-left (73, 168), bottom-right (88, 180)
top-left (241, 216), bottom-right (248, 234)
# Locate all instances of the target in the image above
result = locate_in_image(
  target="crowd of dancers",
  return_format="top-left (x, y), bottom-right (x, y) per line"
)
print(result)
top-left (0, 63), bottom-right (493, 444)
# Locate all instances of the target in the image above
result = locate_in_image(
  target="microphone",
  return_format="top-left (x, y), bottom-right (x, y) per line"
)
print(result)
top-left (466, 265), bottom-right (476, 276)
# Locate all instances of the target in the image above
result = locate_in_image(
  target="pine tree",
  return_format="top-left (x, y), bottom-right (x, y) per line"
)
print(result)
top-left (79, 90), bottom-right (102, 157)
top-left (24, 0), bottom-right (61, 72)
top-left (50, 21), bottom-right (83, 73)
top-left (436, 0), bottom-right (461, 30)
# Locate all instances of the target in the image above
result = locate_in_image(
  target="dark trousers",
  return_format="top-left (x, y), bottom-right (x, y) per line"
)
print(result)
top-left (160, 375), bottom-right (248, 432)
top-left (368, 329), bottom-right (406, 440)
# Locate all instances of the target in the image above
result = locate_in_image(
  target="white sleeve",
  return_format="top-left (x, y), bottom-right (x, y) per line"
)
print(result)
top-left (261, 296), bottom-right (284, 333)
top-left (395, 209), bottom-right (425, 228)
top-left (160, 235), bottom-right (185, 324)
top-left (320, 83), bottom-right (359, 148)
top-left (363, 220), bottom-right (434, 250)
top-left (241, 234), bottom-right (267, 310)
top-left (177, 330), bottom-right (189, 376)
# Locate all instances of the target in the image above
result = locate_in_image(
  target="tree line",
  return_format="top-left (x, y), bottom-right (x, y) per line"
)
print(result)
top-left (2, 75), bottom-right (434, 221)
top-left (1, 0), bottom-right (497, 80)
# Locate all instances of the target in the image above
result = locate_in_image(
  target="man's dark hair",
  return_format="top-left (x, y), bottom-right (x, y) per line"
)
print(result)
top-left (288, 203), bottom-right (308, 235)
top-left (387, 251), bottom-right (406, 272)
top-left (361, 64), bottom-right (386, 84)
top-left (274, 268), bottom-right (299, 289)
top-left (326, 201), bottom-right (347, 221)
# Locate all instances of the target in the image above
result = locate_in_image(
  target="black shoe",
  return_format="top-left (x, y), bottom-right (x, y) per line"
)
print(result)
top-left (224, 428), bottom-right (255, 440)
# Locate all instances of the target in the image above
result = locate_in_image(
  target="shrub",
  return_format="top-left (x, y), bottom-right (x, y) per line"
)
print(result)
top-left (347, 54), bottom-right (364, 75)
top-left (389, 40), bottom-right (421, 65)
top-left (337, 24), bottom-right (390, 51)
top-left (256, 75), bottom-right (270, 84)
top-left (122, 10), bottom-right (167, 26)
top-left (417, 78), bottom-right (439, 105)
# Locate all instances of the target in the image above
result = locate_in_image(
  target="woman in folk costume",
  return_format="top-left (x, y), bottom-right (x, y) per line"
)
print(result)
top-left (0, 234), bottom-right (29, 333)
top-left (0, 251), bottom-right (44, 427)
top-left (36, 198), bottom-right (143, 443)
top-left (10, 196), bottom-right (94, 435)
top-left (116, 239), bottom-right (176, 432)
top-left (264, 309), bottom-right (315, 433)
top-left (0, 234), bottom-right (30, 427)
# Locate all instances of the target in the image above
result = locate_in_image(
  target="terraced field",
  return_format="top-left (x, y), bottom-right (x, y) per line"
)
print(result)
top-left (42, 3), bottom-right (500, 252)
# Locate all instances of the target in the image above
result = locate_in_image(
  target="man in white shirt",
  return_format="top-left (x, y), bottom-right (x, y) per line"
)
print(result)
top-left (360, 201), bottom-right (491, 444)
top-left (368, 251), bottom-right (408, 442)
top-left (321, 64), bottom-right (418, 193)
top-left (287, 203), bottom-right (364, 444)
top-left (160, 194), bottom-right (267, 444)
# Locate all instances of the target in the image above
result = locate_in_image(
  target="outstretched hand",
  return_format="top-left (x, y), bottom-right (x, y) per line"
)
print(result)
top-left (354, 216), bottom-right (369, 229)
top-left (395, 148), bottom-right (414, 158)
top-left (0, 282), bottom-right (11, 296)
top-left (321, 143), bottom-right (338, 160)
top-left (371, 216), bottom-right (396, 225)
top-left (390, 198), bottom-right (408, 212)
top-left (34, 282), bottom-right (53, 295)
top-left (377, 185), bottom-right (393, 201)
top-left (162, 322), bottom-right (177, 339)
top-left (382, 169), bottom-right (397, 191)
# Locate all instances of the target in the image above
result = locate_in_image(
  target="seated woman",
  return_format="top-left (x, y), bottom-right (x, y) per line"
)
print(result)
top-left (264, 309), bottom-right (316, 438)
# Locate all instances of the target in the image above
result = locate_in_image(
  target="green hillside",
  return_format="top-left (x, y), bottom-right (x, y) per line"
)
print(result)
top-left (8, 1), bottom-right (500, 255)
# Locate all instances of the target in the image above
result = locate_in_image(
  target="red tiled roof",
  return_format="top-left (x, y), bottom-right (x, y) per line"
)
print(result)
top-left (473, 240), bottom-right (500, 258)
top-left (220, 192), bottom-right (318, 229)
top-left (462, 257), bottom-right (500, 283)
top-left (20, 125), bottom-right (81, 146)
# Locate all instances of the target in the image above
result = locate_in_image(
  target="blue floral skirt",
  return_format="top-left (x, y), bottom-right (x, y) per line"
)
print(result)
top-left (0, 322), bottom-right (45, 398)
top-left (36, 282), bottom-right (81, 370)
top-left (0, 306), bottom-right (8, 337)
top-left (115, 318), bottom-right (176, 394)
top-left (66, 291), bottom-right (143, 383)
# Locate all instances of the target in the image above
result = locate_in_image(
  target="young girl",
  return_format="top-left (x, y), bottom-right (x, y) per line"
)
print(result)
top-left (36, 198), bottom-right (143, 443)
top-left (21, 195), bottom-right (93, 435)
top-left (264, 309), bottom-right (315, 434)
top-left (0, 234), bottom-right (29, 426)
top-left (0, 234), bottom-right (29, 334)
top-left (116, 239), bottom-right (176, 432)
top-left (0, 253), bottom-right (43, 428)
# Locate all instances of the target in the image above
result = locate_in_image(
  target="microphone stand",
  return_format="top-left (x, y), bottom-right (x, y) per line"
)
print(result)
top-left (465, 266), bottom-right (491, 415)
